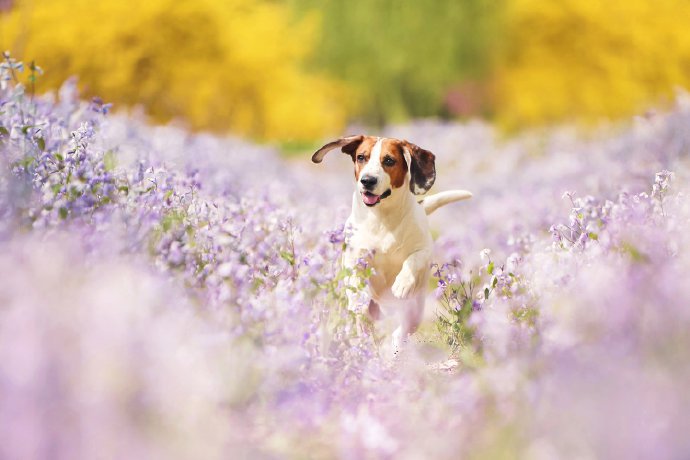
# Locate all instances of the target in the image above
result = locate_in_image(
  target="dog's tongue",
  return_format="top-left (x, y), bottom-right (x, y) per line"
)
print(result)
top-left (362, 192), bottom-right (380, 205)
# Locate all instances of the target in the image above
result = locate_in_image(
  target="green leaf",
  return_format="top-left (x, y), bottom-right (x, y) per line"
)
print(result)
top-left (279, 250), bottom-right (295, 266)
top-left (58, 207), bottom-right (68, 219)
top-left (492, 276), bottom-right (498, 288)
top-left (462, 299), bottom-right (473, 315)
top-left (103, 151), bottom-right (118, 171)
top-left (487, 261), bottom-right (494, 274)
top-left (36, 137), bottom-right (45, 151)
top-left (621, 242), bottom-right (650, 264)
top-left (588, 232), bottom-right (598, 240)
top-left (18, 156), bottom-right (35, 168)
top-left (0, 126), bottom-right (8, 136)
top-left (484, 287), bottom-right (490, 299)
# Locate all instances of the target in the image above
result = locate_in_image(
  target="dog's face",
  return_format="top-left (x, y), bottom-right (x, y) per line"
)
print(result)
top-left (312, 135), bottom-right (436, 207)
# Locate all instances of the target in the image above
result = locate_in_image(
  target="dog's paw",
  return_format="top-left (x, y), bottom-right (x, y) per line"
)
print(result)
top-left (391, 271), bottom-right (416, 299)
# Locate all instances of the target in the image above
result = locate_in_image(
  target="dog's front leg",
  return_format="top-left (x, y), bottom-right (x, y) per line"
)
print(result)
top-left (391, 249), bottom-right (431, 300)
top-left (391, 294), bottom-right (425, 351)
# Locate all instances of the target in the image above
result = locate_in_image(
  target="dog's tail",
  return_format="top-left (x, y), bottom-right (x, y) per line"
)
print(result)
top-left (419, 190), bottom-right (473, 215)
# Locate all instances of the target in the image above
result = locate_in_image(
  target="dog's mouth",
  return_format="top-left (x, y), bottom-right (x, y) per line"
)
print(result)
top-left (361, 189), bottom-right (391, 207)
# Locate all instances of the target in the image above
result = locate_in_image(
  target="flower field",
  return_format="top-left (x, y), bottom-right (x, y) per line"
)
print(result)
top-left (2, 56), bottom-right (690, 458)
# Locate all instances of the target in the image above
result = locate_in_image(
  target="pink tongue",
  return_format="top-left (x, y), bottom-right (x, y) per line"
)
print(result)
top-left (362, 193), bottom-right (380, 205)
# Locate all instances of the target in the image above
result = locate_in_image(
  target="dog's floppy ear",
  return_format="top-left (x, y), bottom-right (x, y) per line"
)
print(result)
top-left (403, 141), bottom-right (436, 195)
top-left (311, 135), bottom-right (364, 163)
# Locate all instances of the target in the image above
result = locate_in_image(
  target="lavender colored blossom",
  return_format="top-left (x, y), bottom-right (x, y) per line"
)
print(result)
top-left (2, 54), bottom-right (690, 458)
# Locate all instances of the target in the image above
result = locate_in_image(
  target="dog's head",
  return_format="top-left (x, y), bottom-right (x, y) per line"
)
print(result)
top-left (311, 135), bottom-right (436, 207)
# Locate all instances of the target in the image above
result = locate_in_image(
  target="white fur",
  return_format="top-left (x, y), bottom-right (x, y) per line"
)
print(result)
top-left (342, 138), bottom-right (460, 353)
top-left (312, 135), bottom-right (473, 355)
top-left (343, 183), bottom-right (432, 352)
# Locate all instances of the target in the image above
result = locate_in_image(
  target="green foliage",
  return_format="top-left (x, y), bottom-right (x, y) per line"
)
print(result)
top-left (435, 269), bottom-right (482, 354)
top-left (290, 0), bottom-right (500, 125)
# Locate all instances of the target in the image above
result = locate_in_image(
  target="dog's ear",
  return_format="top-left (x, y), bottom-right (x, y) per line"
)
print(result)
top-left (403, 141), bottom-right (436, 195)
top-left (311, 135), bottom-right (364, 163)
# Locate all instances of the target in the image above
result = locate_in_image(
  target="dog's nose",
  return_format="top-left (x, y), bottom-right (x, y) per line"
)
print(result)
top-left (360, 175), bottom-right (378, 189)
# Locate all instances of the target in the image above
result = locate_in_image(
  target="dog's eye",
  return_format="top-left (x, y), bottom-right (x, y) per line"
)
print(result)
top-left (383, 157), bottom-right (396, 167)
top-left (356, 154), bottom-right (366, 162)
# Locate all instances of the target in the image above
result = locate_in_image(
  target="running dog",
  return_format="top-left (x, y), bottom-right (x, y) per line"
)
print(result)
top-left (312, 135), bottom-right (471, 350)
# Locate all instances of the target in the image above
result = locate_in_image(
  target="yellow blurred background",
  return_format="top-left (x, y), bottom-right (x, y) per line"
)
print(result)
top-left (2, 0), bottom-right (690, 141)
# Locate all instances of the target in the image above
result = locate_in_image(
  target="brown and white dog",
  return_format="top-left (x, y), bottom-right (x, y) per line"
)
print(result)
top-left (312, 135), bottom-right (472, 351)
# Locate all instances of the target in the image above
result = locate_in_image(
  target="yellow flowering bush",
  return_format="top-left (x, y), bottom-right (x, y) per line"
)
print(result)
top-left (494, 0), bottom-right (690, 129)
top-left (4, 0), bottom-right (690, 136)
top-left (0, 0), bottom-right (348, 140)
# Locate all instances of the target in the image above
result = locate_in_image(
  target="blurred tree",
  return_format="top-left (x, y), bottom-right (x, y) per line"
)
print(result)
top-left (0, 0), bottom-right (348, 141)
top-left (5, 0), bottom-right (682, 139)
top-left (494, 0), bottom-right (690, 129)
top-left (290, 0), bottom-right (500, 126)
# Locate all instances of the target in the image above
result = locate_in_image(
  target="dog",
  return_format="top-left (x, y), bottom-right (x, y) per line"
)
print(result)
top-left (312, 135), bottom-right (472, 351)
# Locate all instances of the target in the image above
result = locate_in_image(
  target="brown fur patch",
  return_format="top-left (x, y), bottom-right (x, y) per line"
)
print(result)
top-left (381, 139), bottom-right (409, 189)
top-left (403, 140), bottom-right (436, 194)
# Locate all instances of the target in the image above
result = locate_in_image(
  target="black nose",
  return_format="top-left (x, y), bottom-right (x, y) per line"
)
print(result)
top-left (360, 175), bottom-right (378, 189)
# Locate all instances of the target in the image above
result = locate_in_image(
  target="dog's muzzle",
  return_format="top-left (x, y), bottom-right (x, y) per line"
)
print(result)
top-left (360, 175), bottom-right (377, 190)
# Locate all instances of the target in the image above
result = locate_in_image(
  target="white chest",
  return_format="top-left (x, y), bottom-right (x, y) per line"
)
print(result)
top-left (345, 208), bottom-right (431, 299)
